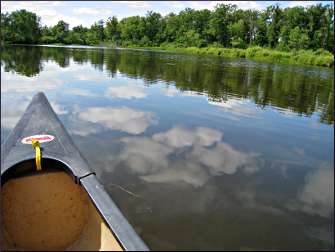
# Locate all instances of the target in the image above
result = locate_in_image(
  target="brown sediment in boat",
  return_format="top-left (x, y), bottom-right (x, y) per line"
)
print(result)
top-left (1, 170), bottom-right (123, 251)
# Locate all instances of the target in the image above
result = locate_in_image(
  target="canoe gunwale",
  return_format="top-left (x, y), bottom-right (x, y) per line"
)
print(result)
top-left (80, 175), bottom-right (149, 251)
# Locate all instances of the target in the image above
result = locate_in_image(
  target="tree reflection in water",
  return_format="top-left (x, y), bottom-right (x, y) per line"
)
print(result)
top-left (1, 45), bottom-right (333, 124)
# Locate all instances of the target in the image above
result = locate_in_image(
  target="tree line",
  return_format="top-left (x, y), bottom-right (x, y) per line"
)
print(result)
top-left (1, 3), bottom-right (334, 52)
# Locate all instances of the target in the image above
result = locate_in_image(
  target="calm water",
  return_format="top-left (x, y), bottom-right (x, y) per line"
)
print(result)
top-left (1, 45), bottom-right (334, 250)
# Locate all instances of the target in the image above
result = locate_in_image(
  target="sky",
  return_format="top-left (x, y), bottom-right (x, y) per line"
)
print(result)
top-left (1, 1), bottom-right (332, 28)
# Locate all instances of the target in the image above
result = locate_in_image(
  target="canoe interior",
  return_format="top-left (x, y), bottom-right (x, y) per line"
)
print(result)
top-left (1, 159), bottom-right (123, 251)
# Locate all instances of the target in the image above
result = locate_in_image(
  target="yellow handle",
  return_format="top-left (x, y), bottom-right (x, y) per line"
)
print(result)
top-left (32, 139), bottom-right (42, 171)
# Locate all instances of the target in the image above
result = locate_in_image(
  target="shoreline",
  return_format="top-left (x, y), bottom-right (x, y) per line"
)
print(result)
top-left (4, 43), bottom-right (334, 68)
top-left (126, 45), bottom-right (334, 68)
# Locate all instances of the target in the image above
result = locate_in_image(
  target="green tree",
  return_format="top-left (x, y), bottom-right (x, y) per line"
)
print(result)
top-left (254, 11), bottom-right (268, 46)
top-left (209, 4), bottom-right (236, 47)
top-left (144, 11), bottom-right (163, 45)
top-left (230, 19), bottom-right (246, 48)
top-left (1, 3), bottom-right (333, 53)
top-left (192, 9), bottom-right (212, 46)
top-left (118, 16), bottom-right (145, 45)
top-left (324, 4), bottom-right (334, 52)
top-left (184, 29), bottom-right (203, 47)
top-left (1, 13), bottom-right (11, 45)
top-left (244, 10), bottom-right (259, 46)
top-left (288, 26), bottom-right (310, 50)
top-left (105, 16), bottom-right (120, 43)
top-left (278, 6), bottom-right (307, 50)
top-left (163, 13), bottom-right (180, 44)
top-left (266, 5), bottom-right (283, 48)
top-left (52, 20), bottom-right (69, 44)
top-left (2, 10), bottom-right (41, 44)
top-left (86, 20), bottom-right (105, 45)
top-left (71, 25), bottom-right (89, 44)
top-left (40, 25), bottom-right (56, 44)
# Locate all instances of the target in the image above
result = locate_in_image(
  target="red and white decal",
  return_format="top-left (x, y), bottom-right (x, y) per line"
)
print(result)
top-left (21, 134), bottom-right (55, 144)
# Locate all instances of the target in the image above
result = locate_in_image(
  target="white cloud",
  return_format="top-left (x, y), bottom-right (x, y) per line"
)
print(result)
top-left (73, 7), bottom-right (100, 15)
top-left (76, 74), bottom-right (108, 81)
top-left (170, 1), bottom-right (187, 9)
top-left (1, 1), bottom-right (86, 28)
top-left (72, 7), bottom-right (114, 16)
top-left (287, 165), bottom-right (334, 218)
top-left (163, 87), bottom-right (259, 121)
top-left (53, 61), bottom-right (109, 81)
top-left (1, 93), bottom-right (67, 130)
top-left (208, 98), bottom-right (259, 119)
top-left (161, 87), bottom-right (179, 97)
top-left (116, 136), bottom-right (211, 186)
top-left (153, 125), bottom-right (222, 148)
top-left (182, 90), bottom-right (206, 98)
top-left (195, 127), bottom-right (224, 146)
top-left (162, 87), bottom-right (203, 98)
top-left (119, 137), bottom-right (174, 174)
top-left (77, 106), bottom-right (156, 134)
top-left (1, 72), bottom-right (64, 93)
top-left (52, 14), bottom-right (91, 28)
top-left (66, 88), bottom-right (97, 97)
top-left (73, 1), bottom-right (153, 19)
top-left (1, 61), bottom-right (67, 94)
top-left (286, 1), bottom-right (320, 8)
top-left (298, 167), bottom-right (334, 217)
top-left (51, 1), bottom-right (63, 6)
top-left (190, 143), bottom-right (259, 175)
top-left (169, 1), bottom-right (264, 11)
top-left (1, 96), bottom-right (31, 129)
top-left (50, 101), bottom-right (68, 115)
top-left (1, 1), bottom-right (62, 13)
top-left (38, 9), bottom-right (58, 17)
top-left (278, 110), bottom-right (296, 118)
top-left (141, 161), bottom-right (209, 187)
top-left (114, 125), bottom-right (260, 187)
top-left (106, 86), bottom-right (147, 99)
top-left (217, 1), bottom-right (263, 10)
top-left (67, 116), bottom-right (100, 137)
top-left (114, 1), bottom-right (152, 10)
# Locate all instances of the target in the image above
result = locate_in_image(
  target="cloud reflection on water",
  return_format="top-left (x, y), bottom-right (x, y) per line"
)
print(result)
top-left (50, 101), bottom-right (68, 115)
top-left (208, 98), bottom-right (260, 119)
top-left (1, 94), bottom-right (68, 129)
top-left (1, 95), bottom-right (31, 129)
top-left (106, 85), bottom-right (147, 99)
top-left (113, 125), bottom-right (260, 187)
top-left (71, 106), bottom-right (157, 135)
top-left (1, 72), bottom-right (64, 93)
top-left (287, 165), bottom-right (334, 218)
top-left (153, 126), bottom-right (223, 148)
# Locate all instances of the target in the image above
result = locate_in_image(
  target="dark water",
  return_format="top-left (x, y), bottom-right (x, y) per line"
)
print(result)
top-left (1, 45), bottom-right (334, 250)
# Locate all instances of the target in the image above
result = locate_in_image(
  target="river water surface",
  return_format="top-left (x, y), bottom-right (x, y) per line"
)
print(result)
top-left (1, 45), bottom-right (334, 250)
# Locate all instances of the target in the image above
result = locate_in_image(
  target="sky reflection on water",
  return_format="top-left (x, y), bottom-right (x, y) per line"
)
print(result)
top-left (1, 46), bottom-right (334, 250)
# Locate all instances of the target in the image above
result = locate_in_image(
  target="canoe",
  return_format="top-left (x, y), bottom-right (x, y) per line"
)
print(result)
top-left (1, 92), bottom-right (149, 251)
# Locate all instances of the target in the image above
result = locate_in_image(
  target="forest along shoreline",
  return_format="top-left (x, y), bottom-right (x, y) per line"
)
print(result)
top-left (1, 3), bottom-right (334, 68)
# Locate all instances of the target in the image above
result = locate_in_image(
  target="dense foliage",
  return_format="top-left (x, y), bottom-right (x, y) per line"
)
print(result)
top-left (1, 3), bottom-right (334, 64)
top-left (1, 10), bottom-right (41, 44)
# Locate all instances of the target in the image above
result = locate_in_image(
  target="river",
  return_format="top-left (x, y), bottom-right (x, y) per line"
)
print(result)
top-left (1, 45), bottom-right (334, 250)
